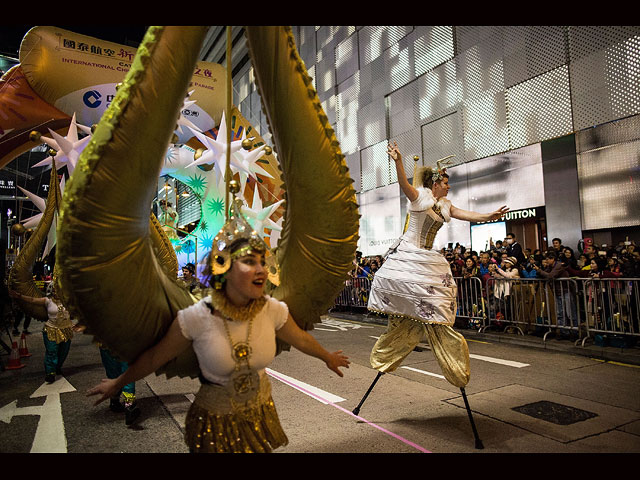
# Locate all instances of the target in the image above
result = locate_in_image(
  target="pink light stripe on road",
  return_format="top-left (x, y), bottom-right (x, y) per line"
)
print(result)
top-left (266, 369), bottom-right (431, 453)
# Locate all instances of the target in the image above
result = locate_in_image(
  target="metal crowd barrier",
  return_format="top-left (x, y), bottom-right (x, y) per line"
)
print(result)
top-left (332, 274), bottom-right (640, 348)
top-left (477, 277), bottom-right (574, 341)
top-left (577, 278), bottom-right (639, 347)
top-left (333, 277), bottom-right (373, 309)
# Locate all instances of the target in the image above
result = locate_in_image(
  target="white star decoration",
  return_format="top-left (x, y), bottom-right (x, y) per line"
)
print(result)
top-left (241, 184), bottom-right (284, 238)
top-left (232, 139), bottom-right (274, 193)
top-left (18, 176), bottom-right (65, 257)
top-left (187, 111), bottom-right (244, 171)
top-left (31, 113), bottom-right (92, 175)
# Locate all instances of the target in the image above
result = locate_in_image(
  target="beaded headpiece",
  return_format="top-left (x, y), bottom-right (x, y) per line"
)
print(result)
top-left (210, 187), bottom-right (280, 286)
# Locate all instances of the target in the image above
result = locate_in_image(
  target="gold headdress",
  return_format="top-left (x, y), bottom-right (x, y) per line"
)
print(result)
top-left (431, 155), bottom-right (455, 183)
top-left (412, 154), bottom-right (456, 188)
top-left (210, 180), bottom-right (280, 286)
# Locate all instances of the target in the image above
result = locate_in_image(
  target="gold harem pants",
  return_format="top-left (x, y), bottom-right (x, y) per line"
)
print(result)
top-left (370, 316), bottom-right (470, 388)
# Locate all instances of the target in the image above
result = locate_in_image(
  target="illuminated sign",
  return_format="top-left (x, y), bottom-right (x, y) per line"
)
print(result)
top-left (472, 206), bottom-right (545, 225)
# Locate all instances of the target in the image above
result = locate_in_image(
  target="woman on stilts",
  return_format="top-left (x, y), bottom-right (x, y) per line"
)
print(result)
top-left (352, 142), bottom-right (509, 449)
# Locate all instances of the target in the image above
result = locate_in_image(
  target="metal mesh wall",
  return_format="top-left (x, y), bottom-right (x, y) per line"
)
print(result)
top-left (506, 65), bottom-right (573, 150)
top-left (576, 114), bottom-right (640, 229)
top-left (569, 26), bottom-right (640, 131)
top-left (288, 25), bottom-right (640, 194)
top-left (224, 26), bottom-right (640, 233)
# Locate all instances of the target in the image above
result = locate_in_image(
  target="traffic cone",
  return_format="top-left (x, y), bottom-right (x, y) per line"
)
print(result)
top-left (18, 333), bottom-right (32, 358)
top-left (6, 341), bottom-right (26, 370)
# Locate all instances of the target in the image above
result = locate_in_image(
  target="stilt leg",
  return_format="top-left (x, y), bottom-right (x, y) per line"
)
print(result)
top-left (352, 371), bottom-right (384, 416)
top-left (460, 387), bottom-right (484, 449)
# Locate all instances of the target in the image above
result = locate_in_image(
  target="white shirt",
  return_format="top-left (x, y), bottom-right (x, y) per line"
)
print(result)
top-left (177, 295), bottom-right (289, 385)
top-left (44, 298), bottom-right (73, 330)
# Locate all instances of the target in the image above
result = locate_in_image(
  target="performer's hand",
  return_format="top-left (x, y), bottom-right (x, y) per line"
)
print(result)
top-left (87, 378), bottom-right (121, 406)
top-left (488, 205), bottom-right (509, 221)
top-left (489, 205), bottom-right (509, 220)
top-left (325, 350), bottom-right (350, 377)
top-left (387, 142), bottom-right (401, 162)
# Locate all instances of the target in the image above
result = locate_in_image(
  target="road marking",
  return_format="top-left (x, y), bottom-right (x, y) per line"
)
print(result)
top-left (0, 376), bottom-right (75, 453)
top-left (590, 358), bottom-right (640, 369)
top-left (469, 354), bottom-right (529, 368)
top-left (320, 318), bottom-right (374, 331)
top-left (466, 338), bottom-right (491, 344)
top-left (401, 366), bottom-right (446, 380)
top-left (266, 368), bottom-right (430, 453)
top-left (266, 369), bottom-right (345, 404)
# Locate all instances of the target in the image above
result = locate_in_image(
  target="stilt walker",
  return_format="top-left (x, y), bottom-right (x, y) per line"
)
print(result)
top-left (353, 143), bottom-right (509, 449)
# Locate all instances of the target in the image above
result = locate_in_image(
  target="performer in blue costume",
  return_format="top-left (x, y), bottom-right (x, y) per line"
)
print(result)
top-left (9, 283), bottom-right (73, 384)
top-left (98, 346), bottom-right (140, 426)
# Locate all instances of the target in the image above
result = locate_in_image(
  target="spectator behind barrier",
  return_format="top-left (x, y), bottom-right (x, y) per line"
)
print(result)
top-left (506, 232), bottom-right (526, 265)
top-left (521, 255), bottom-right (539, 278)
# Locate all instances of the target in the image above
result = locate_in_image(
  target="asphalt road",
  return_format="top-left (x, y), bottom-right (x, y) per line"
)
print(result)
top-left (1, 314), bottom-right (639, 454)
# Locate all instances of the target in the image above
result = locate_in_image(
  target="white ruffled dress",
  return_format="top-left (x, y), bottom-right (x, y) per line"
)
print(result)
top-left (368, 188), bottom-right (457, 325)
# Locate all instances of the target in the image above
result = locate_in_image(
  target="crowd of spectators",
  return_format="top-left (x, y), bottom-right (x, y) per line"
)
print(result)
top-left (440, 235), bottom-right (640, 282)
top-left (348, 234), bottom-right (640, 284)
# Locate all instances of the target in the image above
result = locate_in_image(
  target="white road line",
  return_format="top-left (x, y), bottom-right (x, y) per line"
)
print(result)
top-left (401, 366), bottom-right (446, 380)
top-left (266, 368), bottom-right (346, 404)
top-left (469, 354), bottom-right (529, 368)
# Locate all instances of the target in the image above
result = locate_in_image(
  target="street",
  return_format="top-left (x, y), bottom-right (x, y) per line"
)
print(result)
top-left (1, 314), bottom-right (639, 453)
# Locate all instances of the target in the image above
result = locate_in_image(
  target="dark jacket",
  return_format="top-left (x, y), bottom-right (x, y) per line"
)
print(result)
top-left (506, 241), bottom-right (526, 265)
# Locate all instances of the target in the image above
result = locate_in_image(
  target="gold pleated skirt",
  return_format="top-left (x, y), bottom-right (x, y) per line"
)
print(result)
top-left (43, 325), bottom-right (74, 344)
top-left (184, 373), bottom-right (288, 453)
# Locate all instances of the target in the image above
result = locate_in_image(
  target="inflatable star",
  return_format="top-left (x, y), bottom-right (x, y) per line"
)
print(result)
top-left (186, 111), bottom-right (244, 171)
top-left (18, 176), bottom-right (65, 257)
top-left (241, 184), bottom-right (284, 238)
top-left (231, 135), bottom-right (273, 192)
top-left (31, 113), bottom-right (92, 175)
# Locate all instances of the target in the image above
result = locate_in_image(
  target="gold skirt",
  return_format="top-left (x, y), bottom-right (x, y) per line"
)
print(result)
top-left (43, 325), bottom-right (74, 344)
top-left (184, 373), bottom-right (288, 453)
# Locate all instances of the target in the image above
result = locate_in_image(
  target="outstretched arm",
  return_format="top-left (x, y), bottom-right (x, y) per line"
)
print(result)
top-left (87, 317), bottom-right (191, 405)
top-left (276, 314), bottom-right (350, 377)
top-left (388, 142), bottom-right (419, 202)
top-left (8, 290), bottom-right (47, 306)
top-left (450, 205), bottom-right (509, 223)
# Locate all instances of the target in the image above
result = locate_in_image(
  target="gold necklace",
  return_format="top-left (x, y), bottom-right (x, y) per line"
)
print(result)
top-left (209, 289), bottom-right (267, 322)
top-left (220, 312), bottom-right (261, 404)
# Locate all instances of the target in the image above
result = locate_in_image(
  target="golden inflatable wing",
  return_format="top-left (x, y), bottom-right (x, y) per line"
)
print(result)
top-left (56, 26), bottom-right (206, 377)
top-left (245, 26), bottom-right (360, 335)
top-left (57, 25), bottom-right (359, 379)
top-left (8, 161), bottom-right (62, 320)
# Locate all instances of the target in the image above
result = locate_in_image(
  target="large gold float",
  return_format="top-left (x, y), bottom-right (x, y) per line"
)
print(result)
top-left (55, 26), bottom-right (359, 378)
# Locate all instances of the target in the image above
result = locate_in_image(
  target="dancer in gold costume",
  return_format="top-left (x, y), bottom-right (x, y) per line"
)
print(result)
top-left (10, 283), bottom-right (73, 384)
top-left (88, 195), bottom-right (350, 452)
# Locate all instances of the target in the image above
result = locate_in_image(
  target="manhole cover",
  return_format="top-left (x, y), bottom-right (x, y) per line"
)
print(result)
top-left (512, 401), bottom-right (598, 425)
